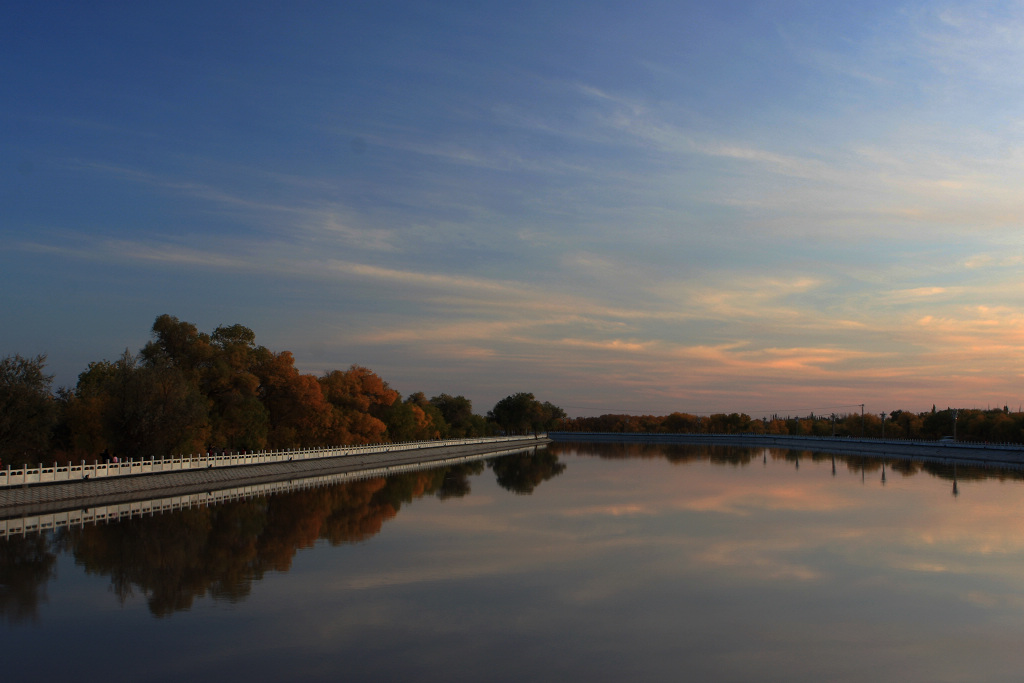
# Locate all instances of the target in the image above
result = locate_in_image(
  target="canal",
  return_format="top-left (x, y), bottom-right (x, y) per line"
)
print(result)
top-left (4, 441), bottom-right (1024, 682)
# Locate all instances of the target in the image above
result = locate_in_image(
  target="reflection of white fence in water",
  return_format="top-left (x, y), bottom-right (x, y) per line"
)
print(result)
top-left (0, 435), bottom-right (546, 489)
top-left (0, 443), bottom-right (537, 539)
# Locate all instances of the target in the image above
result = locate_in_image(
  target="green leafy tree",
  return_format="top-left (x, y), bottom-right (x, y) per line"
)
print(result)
top-left (430, 394), bottom-right (478, 437)
top-left (0, 354), bottom-right (58, 465)
top-left (922, 408), bottom-right (955, 440)
top-left (384, 400), bottom-right (420, 442)
top-left (384, 393), bottom-right (444, 442)
top-left (68, 350), bottom-right (209, 459)
top-left (141, 316), bottom-right (269, 451)
top-left (205, 324), bottom-right (268, 450)
top-left (487, 393), bottom-right (565, 434)
top-left (139, 314), bottom-right (214, 378)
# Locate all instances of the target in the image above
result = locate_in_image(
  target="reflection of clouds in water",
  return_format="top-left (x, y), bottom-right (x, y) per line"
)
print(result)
top-left (330, 557), bottom-right (537, 591)
top-left (559, 503), bottom-right (655, 517)
top-left (671, 482), bottom-right (859, 516)
top-left (694, 541), bottom-right (822, 581)
top-left (958, 590), bottom-right (1024, 612)
top-left (554, 452), bottom-right (1024, 596)
top-left (321, 530), bottom-right (652, 593)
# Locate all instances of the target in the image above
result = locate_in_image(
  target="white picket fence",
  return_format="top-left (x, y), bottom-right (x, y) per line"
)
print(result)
top-left (0, 434), bottom-right (546, 488)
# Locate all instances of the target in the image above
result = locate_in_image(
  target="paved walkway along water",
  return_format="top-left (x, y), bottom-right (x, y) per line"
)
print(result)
top-left (0, 436), bottom-right (550, 517)
top-left (549, 432), bottom-right (1024, 468)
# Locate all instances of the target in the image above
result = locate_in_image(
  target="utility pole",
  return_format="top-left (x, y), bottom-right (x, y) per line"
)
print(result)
top-left (880, 412), bottom-right (886, 438)
top-left (859, 404), bottom-right (865, 436)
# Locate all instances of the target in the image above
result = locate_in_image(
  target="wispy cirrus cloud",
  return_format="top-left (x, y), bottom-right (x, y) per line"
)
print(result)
top-left (22, 224), bottom-right (1019, 402)
top-left (17, 237), bottom-right (255, 270)
top-left (62, 159), bottom-right (405, 253)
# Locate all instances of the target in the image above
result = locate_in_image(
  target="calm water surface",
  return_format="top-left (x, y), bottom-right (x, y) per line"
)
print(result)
top-left (4, 442), bottom-right (1024, 682)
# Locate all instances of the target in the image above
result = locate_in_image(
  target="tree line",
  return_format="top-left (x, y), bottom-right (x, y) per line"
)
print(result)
top-left (561, 406), bottom-right (1024, 443)
top-left (0, 314), bottom-right (565, 466)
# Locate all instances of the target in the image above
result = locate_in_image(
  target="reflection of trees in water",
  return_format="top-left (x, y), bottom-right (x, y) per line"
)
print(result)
top-left (438, 461), bottom-right (486, 499)
top-left (66, 508), bottom-right (225, 614)
top-left (548, 441), bottom-right (759, 465)
top-left (0, 532), bottom-right (57, 624)
top-left (919, 461), bottom-right (1023, 483)
top-left (58, 476), bottom-right (415, 616)
top-left (548, 440), bottom-right (1024, 483)
top-left (489, 448), bottom-right (565, 494)
top-left (0, 460), bottom-right (496, 620)
top-left (888, 459), bottom-right (920, 476)
top-left (834, 456), bottom-right (1023, 483)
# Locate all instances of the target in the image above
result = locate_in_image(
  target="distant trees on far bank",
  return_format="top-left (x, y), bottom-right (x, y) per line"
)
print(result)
top-left (0, 314), bottom-right (564, 466)
top-left (561, 407), bottom-right (1024, 443)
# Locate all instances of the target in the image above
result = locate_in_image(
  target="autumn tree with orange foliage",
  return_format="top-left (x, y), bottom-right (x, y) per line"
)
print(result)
top-left (54, 316), bottom-right (463, 460)
top-left (319, 365), bottom-right (398, 444)
top-left (249, 349), bottom-right (330, 449)
top-left (386, 391), bottom-right (447, 441)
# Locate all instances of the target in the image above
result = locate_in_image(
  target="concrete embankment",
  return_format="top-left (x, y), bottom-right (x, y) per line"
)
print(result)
top-left (0, 437), bottom-right (550, 516)
top-left (549, 432), bottom-right (1024, 468)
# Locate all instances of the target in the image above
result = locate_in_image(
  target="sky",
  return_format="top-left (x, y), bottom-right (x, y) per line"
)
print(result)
top-left (3, 1), bottom-right (1024, 418)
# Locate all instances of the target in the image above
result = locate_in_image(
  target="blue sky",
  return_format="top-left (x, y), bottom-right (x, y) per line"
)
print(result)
top-left (4, 1), bottom-right (1024, 417)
